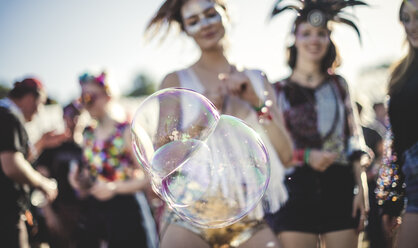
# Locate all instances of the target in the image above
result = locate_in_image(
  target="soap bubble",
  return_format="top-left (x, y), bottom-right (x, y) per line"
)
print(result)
top-left (131, 88), bottom-right (270, 228)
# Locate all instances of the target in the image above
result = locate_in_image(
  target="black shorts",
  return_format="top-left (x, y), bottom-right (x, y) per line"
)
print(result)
top-left (78, 195), bottom-right (150, 248)
top-left (0, 211), bottom-right (27, 248)
top-left (265, 163), bottom-right (359, 234)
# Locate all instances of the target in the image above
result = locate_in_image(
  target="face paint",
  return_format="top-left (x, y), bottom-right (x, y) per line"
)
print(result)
top-left (182, 1), bottom-right (224, 35)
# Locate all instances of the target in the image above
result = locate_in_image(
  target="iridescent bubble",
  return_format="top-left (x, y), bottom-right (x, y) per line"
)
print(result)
top-left (131, 88), bottom-right (270, 228)
top-left (131, 88), bottom-right (219, 179)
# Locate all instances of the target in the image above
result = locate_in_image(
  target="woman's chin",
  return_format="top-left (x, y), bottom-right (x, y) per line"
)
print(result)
top-left (198, 35), bottom-right (225, 51)
top-left (408, 38), bottom-right (418, 49)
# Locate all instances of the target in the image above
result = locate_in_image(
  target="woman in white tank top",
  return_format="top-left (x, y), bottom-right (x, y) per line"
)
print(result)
top-left (146, 1), bottom-right (293, 247)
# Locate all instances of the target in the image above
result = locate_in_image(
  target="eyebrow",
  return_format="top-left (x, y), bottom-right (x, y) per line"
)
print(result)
top-left (184, 6), bottom-right (214, 20)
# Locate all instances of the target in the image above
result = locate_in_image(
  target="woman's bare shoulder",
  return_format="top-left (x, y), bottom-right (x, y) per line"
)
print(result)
top-left (160, 72), bottom-right (181, 89)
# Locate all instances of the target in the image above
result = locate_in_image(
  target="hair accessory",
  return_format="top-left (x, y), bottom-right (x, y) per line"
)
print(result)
top-left (271, 0), bottom-right (368, 39)
top-left (307, 9), bottom-right (325, 27)
top-left (79, 72), bottom-right (107, 87)
top-left (79, 71), bottom-right (110, 94)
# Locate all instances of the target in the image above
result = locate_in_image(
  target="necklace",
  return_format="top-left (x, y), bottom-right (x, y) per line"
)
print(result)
top-left (293, 70), bottom-right (324, 88)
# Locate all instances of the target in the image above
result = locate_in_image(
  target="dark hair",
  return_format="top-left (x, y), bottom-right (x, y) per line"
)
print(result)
top-left (63, 102), bottom-right (81, 119)
top-left (145, 0), bottom-right (227, 39)
top-left (8, 78), bottom-right (44, 99)
top-left (355, 101), bottom-right (363, 115)
top-left (287, 21), bottom-right (341, 73)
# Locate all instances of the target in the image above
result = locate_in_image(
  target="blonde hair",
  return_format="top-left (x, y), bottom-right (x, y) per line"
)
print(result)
top-left (388, 2), bottom-right (417, 95)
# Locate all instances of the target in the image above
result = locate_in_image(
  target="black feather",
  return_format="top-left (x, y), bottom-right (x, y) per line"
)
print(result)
top-left (271, 0), bottom-right (367, 39)
top-left (272, 5), bottom-right (300, 17)
top-left (337, 17), bottom-right (362, 40)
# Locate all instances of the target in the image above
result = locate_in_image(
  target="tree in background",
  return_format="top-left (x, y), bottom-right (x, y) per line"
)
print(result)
top-left (127, 72), bottom-right (157, 97)
top-left (0, 80), bottom-right (10, 99)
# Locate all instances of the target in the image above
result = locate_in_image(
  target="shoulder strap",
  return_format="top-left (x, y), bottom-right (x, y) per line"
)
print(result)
top-left (330, 75), bottom-right (347, 100)
top-left (176, 68), bottom-right (205, 93)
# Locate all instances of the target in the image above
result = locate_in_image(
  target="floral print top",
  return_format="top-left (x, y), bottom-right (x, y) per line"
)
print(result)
top-left (83, 122), bottom-right (134, 182)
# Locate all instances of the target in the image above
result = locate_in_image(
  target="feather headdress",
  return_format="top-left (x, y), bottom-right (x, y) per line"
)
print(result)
top-left (271, 0), bottom-right (367, 38)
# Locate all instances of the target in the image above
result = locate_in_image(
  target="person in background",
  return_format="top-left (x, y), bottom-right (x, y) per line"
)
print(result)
top-left (0, 78), bottom-right (60, 248)
top-left (356, 102), bottom-right (386, 248)
top-left (377, 0), bottom-right (418, 247)
top-left (69, 72), bottom-right (158, 248)
top-left (267, 0), bottom-right (370, 247)
top-left (34, 101), bottom-right (85, 248)
top-left (370, 102), bottom-right (388, 138)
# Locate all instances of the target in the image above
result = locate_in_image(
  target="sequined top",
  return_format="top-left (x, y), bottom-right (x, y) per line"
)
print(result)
top-left (377, 59), bottom-right (418, 216)
top-left (83, 122), bottom-right (134, 182)
top-left (376, 128), bottom-right (405, 216)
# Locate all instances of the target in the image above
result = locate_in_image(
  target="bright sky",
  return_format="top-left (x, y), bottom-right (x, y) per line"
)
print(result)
top-left (0, 0), bottom-right (406, 105)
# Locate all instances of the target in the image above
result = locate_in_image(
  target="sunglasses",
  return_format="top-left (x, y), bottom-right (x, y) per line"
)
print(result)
top-left (80, 92), bottom-right (103, 107)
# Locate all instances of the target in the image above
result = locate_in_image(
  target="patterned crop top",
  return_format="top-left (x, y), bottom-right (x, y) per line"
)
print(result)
top-left (82, 122), bottom-right (135, 182)
top-left (274, 74), bottom-right (367, 165)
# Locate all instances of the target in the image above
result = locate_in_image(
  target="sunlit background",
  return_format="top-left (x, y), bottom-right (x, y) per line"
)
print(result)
top-left (0, 0), bottom-right (407, 117)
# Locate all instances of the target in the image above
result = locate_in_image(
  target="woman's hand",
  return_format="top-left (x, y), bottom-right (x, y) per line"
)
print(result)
top-left (219, 69), bottom-right (260, 108)
top-left (204, 85), bottom-right (227, 111)
top-left (308, 150), bottom-right (338, 172)
top-left (90, 181), bottom-right (117, 201)
top-left (382, 214), bottom-right (401, 240)
top-left (38, 130), bottom-right (69, 150)
top-left (38, 177), bottom-right (58, 203)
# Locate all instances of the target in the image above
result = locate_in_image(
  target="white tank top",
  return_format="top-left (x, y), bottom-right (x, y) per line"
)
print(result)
top-left (176, 68), bottom-right (288, 215)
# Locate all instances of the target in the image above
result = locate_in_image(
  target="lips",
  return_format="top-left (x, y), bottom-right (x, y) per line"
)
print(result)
top-left (306, 45), bottom-right (323, 54)
top-left (202, 30), bottom-right (218, 39)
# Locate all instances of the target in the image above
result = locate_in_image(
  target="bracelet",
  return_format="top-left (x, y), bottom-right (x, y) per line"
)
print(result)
top-left (304, 148), bottom-right (311, 165)
top-left (253, 102), bottom-right (266, 112)
top-left (294, 149), bottom-right (305, 163)
top-left (254, 102), bottom-right (273, 123)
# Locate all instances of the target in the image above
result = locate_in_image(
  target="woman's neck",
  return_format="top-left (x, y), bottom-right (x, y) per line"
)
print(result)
top-left (292, 59), bottom-right (325, 88)
top-left (96, 112), bottom-right (114, 128)
top-left (93, 112), bottom-right (118, 141)
top-left (196, 47), bottom-right (231, 74)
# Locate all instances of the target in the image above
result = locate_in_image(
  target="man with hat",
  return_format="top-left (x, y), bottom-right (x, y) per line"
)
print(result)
top-left (0, 78), bottom-right (60, 247)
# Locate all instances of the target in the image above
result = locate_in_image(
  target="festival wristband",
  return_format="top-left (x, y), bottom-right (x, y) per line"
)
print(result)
top-left (304, 148), bottom-right (311, 165)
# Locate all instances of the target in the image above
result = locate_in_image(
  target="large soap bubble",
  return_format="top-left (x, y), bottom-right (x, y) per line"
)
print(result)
top-left (131, 88), bottom-right (270, 228)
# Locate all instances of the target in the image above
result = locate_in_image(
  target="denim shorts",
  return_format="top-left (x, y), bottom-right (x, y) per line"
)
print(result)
top-left (402, 141), bottom-right (418, 213)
